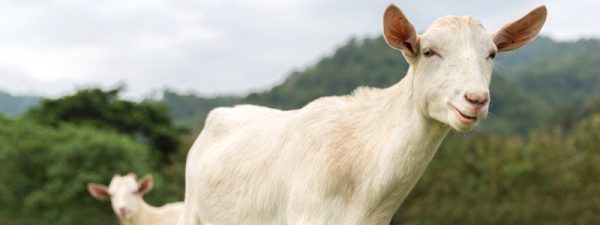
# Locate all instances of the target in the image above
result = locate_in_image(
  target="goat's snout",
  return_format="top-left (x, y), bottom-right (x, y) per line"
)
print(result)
top-left (464, 91), bottom-right (489, 108)
top-left (119, 207), bottom-right (128, 217)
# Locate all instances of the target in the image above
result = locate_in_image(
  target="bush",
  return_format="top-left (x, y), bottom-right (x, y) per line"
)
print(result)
top-left (394, 113), bottom-right (600, 225)
top-left (0, 117), bottom-right (164, 225)
top-left (24, 87), bottom-right (185, 162)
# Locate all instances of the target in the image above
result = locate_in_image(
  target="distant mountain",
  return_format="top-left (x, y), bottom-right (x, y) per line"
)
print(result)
top-left (162, 91), bottom-right (240, 128)
top-left (162, 35), bottom-right (600, 136)
top-left (0, 90), bottom-right (40, 116)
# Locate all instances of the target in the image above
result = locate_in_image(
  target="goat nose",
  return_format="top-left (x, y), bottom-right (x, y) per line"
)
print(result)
top-left (464, 91), bottom-right (489, 107)
top-left (119, 208), bottom-right (128, 216)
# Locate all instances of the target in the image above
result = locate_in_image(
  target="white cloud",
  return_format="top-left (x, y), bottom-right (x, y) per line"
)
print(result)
top-left (0, 0), bottom-right (596, 98)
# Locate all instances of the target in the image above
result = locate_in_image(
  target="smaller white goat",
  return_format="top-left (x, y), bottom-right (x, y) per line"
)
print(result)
top-left (88, 173), bottom-right (183, 225)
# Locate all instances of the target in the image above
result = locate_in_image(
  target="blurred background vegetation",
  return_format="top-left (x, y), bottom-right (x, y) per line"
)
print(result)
top-left (1, 35), bottom-right (600, 225)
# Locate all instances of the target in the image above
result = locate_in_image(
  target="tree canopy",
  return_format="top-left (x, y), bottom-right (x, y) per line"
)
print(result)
top-left (25, 87), bottom-right (184, 161)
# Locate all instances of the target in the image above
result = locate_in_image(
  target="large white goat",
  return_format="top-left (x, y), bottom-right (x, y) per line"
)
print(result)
top-left (88, 173), bottom-right (183, 225)
top-left (177, 4), bottom-right (547, 225)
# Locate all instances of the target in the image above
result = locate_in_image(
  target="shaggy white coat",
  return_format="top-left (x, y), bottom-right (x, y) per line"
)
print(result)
top-left (177, 4), bottom-right (547, 225)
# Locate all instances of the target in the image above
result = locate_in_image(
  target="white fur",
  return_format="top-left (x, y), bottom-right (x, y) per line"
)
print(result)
top-left (88, 174), bottom-right (183, 225)
top-left (177, 5), bottom-right (545, 225)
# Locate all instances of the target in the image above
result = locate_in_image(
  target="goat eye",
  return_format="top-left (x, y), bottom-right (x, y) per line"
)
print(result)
top-left (423, 48), bottom-right (438, 58)
top-left (488, 52), bottom-right (496, 60)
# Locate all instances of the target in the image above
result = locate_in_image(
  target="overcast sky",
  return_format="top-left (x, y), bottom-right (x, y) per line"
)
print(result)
top-left (0, 0), bottom-right (596, 98)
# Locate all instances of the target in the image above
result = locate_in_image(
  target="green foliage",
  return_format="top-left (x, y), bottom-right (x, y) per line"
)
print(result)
top-left (1, 88), bottom-right (187, 225)
top-left (25, 87), bottom-right (184, 161)
top-left (395, 113), bottom-right (600, 225)
top-left (162, 91), bottom-right (239, 129)
top-left (480, 74), bottom-right (552, 136)
top-left (515, 39), bottom-right (600, 106)
top-left (245, 37), bottom-right (407, 109)
top-left (0, 117), bottom-right (152, 225)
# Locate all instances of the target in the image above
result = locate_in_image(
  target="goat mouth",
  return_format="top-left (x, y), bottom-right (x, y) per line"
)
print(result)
top-left (451, 106), bottom-right (478, 125)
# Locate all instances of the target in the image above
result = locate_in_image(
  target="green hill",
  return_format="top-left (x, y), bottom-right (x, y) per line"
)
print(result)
top-left (163, 35), bottom-right (600, 136)
top-left (0, 91), bottom-right (40, 116)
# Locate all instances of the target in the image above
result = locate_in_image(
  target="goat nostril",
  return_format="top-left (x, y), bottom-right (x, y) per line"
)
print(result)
top-left (481, 97), bottom-right (489, 105)
top-left (465, 93), bottom-right (489, 106)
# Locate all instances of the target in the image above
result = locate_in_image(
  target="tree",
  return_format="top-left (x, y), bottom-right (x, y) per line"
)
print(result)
top-left (0, 117), bottom-right (159, 225)
top-left (25, 87), bottom-right (184, 162)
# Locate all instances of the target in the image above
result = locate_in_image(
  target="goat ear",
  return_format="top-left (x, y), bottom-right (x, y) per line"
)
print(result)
top-left (493, 5), bottom-right (547, 52)
top-left (383, 4), bottom-right (419, 57)
top-left (88, 183), bottom-right (110, 201)
top-left (137, 175), bottom-right (154, 195)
